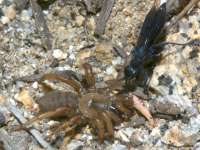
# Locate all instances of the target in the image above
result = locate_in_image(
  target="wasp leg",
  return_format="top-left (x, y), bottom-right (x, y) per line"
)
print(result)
top-left (140, 69), bottom-right (151, 95)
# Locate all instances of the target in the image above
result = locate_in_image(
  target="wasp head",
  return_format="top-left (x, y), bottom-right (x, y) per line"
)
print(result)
top-left (124, 64), bottom-right (139, 89)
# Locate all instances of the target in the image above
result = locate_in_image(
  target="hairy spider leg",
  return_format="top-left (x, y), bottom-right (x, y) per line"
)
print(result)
top-left (115, 96), bottom-right (132, 115)
top-left (101, 111), bottom-right (114, 138)
top-left (50, 115), bottom-right (81, 136)
top-left (15, 107), bottom-right (69, 131)
top-left (105, 110), bottom-right (122, 125)
top-left (40, 73), bottom-right (81, 94)
top-left (94, 118), bottom-right (105, 143)
top-left (82, 63), bottom-right (96, 89)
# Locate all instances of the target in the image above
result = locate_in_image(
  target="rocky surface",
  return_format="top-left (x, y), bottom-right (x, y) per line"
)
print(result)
top-left (0, 0), bottom-right (200, 149)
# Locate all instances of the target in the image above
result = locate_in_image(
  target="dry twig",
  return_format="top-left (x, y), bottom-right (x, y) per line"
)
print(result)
top-left (95, 0), bottom-right (115, 36)
top-left (165, 0), bottom-right (200, 30)
top-left (30, 0), bottom-right (52, 50)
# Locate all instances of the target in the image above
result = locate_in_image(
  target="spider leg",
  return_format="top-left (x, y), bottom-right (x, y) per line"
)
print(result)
top-left (82, 63), bottom-right (96, 89)
top-left (40, 73), bottom-right (81, 94)
top-left (39, 82), bottom-right (54, 93)
top-left (15, 107), bottom-right (69, 131)
top-left (115, 96), bottom-right (131, 115)
top-left (105, 110), bottom-right (121, 125)
top-left (50, 115), bottom-right (81, 136)
top-left (94, 118), bottom-right (105, 143)
top-left (101, 112), bottom-right (114, 138)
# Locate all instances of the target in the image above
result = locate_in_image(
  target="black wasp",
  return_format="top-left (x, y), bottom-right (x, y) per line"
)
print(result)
top-left (124, 2), bottom-right (167, 92)
top-left (124, 2), bottom-right (199, 93)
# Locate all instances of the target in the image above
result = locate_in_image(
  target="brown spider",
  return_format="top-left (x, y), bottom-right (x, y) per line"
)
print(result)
top-left (15, 63), bottom-right (153, 143)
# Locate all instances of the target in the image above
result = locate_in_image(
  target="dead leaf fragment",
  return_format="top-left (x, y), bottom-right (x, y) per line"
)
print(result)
top-left (15, 89), bottom-right (34, 109)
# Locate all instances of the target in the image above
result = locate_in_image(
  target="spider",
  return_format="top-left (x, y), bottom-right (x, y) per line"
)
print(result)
top-left (14, 63), bottom-right (152, 143)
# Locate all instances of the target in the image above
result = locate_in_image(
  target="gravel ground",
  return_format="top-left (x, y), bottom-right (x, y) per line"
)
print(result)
top-left (0, 0), bottom-right (200, 150)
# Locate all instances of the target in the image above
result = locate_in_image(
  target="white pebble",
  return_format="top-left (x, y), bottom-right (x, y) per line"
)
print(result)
top-left (68, 45), bottom-right (74, 53)
top-left (69, 53), bottom-right (75, 60)
top-left (75, 15), bottom-right (84, 26)
top-left (112, 143), bottom-right (128, 150)
top-left (23, 111), bottom-right (30, 118)
top-left (32, 82), bottom-right (38, 89)
top-left (43, 10), bottom-right (49, 15)
top-left (9, 98), bottom-right (17, 106)
top-left (106, 66), bottom-right (115, 75)
top-left (56, 67), bottom-right (65, 71)
top-left (112, 57), bottom-right (122, 65)
top-left (47, 120), bottom-right (57, 126)
top-left (52, 49), bottom-right (67, 60)
top-left (21, 10), bottom-right (32, 21)
top-left (1, 16), bottom-right (10, 24)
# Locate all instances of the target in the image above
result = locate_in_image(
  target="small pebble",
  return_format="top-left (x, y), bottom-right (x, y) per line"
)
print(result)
top-left (112, 143), bottom-right (128, 150)
top-left (20, 10), bottom-right (32, 21)
top-left (105, 66), bottom-right (118, 78)
top-left (122, 6), bottom-right (132, 16)
top-left (75, 15), bottom-right (84, 27)
top-left (69, 53), bottom-right (76, 60)
top-left (87, 17), bottom-right (95, 32)
top-left (67, 140), bottom-right (84, 150)
top-left (32, 82), bottom-right (38, 89)
top-left (106, 66), bottom-right (116, 75)
top-left (1, 16), bottom-right (10, 24)
top-left (4, 4), bottom-right (16, 20)
top-left (52, 49), bottom-right (67, 60)
top-left (112, 57), bottom-right (122, 65)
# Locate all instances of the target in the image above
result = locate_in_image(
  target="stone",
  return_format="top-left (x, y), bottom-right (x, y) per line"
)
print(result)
top-left (122, 6), bottom-right (132, 16)
top-left (67, 140), bottom-right (84, 150)
top-left (87, 17), bottom-right (95, 32)
top-left (1, 16), bottom-right (10, 24)
top-left (52, 49), bottom-right (67, 60)
top-left (75, 15), bottom-right (84, 27)
top-left (111, 143), bottom-right (128, 150)
top-left (32, 82), bottom-right (38, 89)
top-left (14, 89), bottom-right (34, 109)
top-left (20, 9), bottom-right (32, 21)
top-left (162, 115), bottom-right (200, 147)
top-left (130, 129), bottom-right (149, 146)
top-left (151, 91), bottom-right (198, 118)
top-left (4, 4), bottom-right (16, 20)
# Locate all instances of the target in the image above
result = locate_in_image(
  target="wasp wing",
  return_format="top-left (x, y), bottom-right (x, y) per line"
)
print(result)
top-left (135, 3), bottom-right (166, 50)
